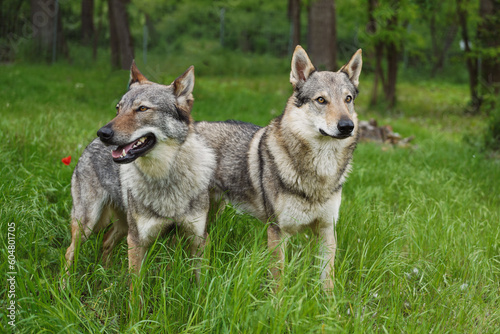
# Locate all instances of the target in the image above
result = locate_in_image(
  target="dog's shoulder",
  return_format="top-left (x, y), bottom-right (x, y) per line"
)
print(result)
top-left (195, 119), bottom-right (261, 132)
top-left (195, 120), bottom-right (261, 149)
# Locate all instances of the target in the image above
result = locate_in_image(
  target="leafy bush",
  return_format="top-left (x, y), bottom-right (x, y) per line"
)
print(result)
top-left (483, 95), bottom-right (500, 151)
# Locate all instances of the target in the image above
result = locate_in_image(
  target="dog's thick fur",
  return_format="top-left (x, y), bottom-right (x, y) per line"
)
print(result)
top-left (196, 46), bottom-right (362, 290)
top-left (65, 64), bottom-right (215, 281)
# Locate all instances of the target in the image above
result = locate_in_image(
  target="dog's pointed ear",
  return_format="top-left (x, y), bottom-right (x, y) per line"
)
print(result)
top-left (173, 65), bottom-right (195, 98)
top-left (290, 45), bottom-right (316, 88)
top-left (339, 49), bottom-right (362, 88)
top-left (128, 60), bottom-right (148, 89)
top-left (172, 66), bottom-right (195, 116)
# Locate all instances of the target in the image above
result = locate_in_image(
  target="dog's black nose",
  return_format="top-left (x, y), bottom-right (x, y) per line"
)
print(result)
top-left (97, 126), bottom-right (114, 143)
top-left (337, 119), bottom-right (354, 135)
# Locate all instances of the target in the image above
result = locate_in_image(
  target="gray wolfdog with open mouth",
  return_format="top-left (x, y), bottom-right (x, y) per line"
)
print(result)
top-left (65, 63), bottom-right (215, 284)
top-left (196, 46), bottom-right (362, 290)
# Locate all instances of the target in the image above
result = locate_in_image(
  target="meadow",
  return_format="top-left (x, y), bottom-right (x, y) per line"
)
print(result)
top-left (1, 50), bottom-right (499, 333)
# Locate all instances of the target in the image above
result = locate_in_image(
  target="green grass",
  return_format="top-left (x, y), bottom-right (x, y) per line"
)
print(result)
top-left (1, 53), bottom-right (499, 333)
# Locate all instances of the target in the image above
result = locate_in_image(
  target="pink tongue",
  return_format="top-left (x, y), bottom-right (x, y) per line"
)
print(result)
top-left (111, 141), bottom-right (136, 159)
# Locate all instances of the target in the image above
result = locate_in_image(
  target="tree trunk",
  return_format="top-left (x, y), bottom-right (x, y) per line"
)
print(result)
top-left (108, 0), bottom-right (120, 69)
top-left (367, 0), bottom-right (384, 105)
top-left (108, 0), bottom-right (134, 70)
top-left (385, 39), bottom-right (398, 108)
top-left (432, 25), bottom-right (458, 74)
top-left (31, 0), bottom-right (54, 60)
top-left (288, 0), bottom-right (301, 49)
top-left (429, 13), bottom-right (439, 64)
top-left (385, 10), bottom-right (399, 109)
top-left (370, 42), bottom-right (384, 105)
top-left (307, 0), bottom-right (337, 71)
top-left (114, 0), bottom-right (134, 70)
top-left (1, 0), bottom-right (24, 60)
top-left (457, 0), bottom-right (481, 112)
top-left (56, 2), bottom-right (69, 61)
top-left (81, 0), bottom-right (94, 46)
top-left (93, 0), bottom-right (105, 61)
top-left (31, 0), bottom-right (68, 62)
top-left (478, 0), bottom-right (500, 94)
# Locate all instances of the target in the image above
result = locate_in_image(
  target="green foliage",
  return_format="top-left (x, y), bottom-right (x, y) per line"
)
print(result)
top-left (0, 1), bottom-right (32, 62)
top-left (130, 0), bottom-right (290, 57)
top-left (357, 0), bottom-right (418, 47)
top-left (482, 96), bottom-right (500, 151)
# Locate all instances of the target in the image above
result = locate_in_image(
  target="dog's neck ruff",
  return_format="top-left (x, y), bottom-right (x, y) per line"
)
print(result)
top-left (267, 112), bottom-right (357, 202)
top-left (134, 138), bottom-right (181, 179)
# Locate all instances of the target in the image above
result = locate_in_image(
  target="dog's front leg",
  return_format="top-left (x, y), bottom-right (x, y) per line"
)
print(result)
top-left (102, 210), bottom-right (128, 268)
top-left (189, 231), bottom-right (208, 284)
top-left (125, 191), bottom-right (149, 298)
top-left (126, 214), bottom-right (149, 310)
top-left (319, 225), bottom-right (337, 291)
top-left (208, 190), bottom-right (227, 224)
top-left (127, 233), bottom-right (147, 276)
top-left (267, 223), bottom-right (287, 292)
top-left (126, 229), bottom-right (148, 311)
top-left (183, 206), bottom-right (211, 284)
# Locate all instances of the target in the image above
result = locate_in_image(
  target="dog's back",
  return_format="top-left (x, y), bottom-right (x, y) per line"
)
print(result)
top-left (196, 120), bottom-right (263, 214)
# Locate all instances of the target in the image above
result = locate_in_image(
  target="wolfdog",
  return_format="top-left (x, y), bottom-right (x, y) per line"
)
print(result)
top-left (196, 46), bottom-right (362, 290)
top-left (65, 63), bottom-right (215, 283)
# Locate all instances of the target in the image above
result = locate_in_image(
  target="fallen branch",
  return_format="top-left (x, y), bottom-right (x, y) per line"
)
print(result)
top-left (359, 119), bottom-right (415, 147)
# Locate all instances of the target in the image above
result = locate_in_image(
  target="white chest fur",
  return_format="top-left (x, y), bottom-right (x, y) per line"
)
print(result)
top-left (275, 190), bottom-right (342, 235)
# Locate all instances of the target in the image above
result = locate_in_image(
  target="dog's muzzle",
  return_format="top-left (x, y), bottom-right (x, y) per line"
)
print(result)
top-left (97, 125), bottom-right (114, 144)
top-left (337, 119), bottom-right (354, 136)
top-left (97, 125), bottom-right (156, 164)
top-left (319, 119), bottom-right (354, 139)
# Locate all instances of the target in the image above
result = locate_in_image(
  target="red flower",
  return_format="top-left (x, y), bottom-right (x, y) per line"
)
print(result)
top-left (62, 156), bottom-right (71, 166)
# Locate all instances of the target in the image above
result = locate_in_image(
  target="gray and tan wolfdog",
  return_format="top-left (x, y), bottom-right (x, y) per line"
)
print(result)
top-left (65, 63), bottom-right (215, 283)
top-left (196, 46), bottom-right (362, 290)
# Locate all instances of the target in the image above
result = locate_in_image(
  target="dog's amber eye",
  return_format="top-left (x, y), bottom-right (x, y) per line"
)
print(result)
top-left (316, 97), bottom-right (326, 104)
top-left (137, 106), bottom-right (148, 112)
top-left (345, 95), bottom-right (353, 103)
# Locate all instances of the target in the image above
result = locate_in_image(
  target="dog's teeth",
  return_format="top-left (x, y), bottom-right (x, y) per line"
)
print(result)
top-left (135, 137), bottom-right (146, 147)
top-left (122, 149), bottom-right (126, 157)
